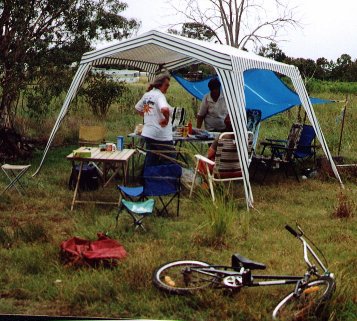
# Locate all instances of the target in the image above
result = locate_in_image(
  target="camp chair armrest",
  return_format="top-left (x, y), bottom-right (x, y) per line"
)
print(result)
top-left (264, 138), bottom-right (288, 144)
top-left (194, 154), bottom-right (215, 166)
top-left (271, 145), bottom-right (296, 152)
top-left (260, 141), bottom-right (286, 148)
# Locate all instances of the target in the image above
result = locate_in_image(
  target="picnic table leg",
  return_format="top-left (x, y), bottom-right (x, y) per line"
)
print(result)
top-left (123, 161), bottom-right (129, 185)
top-left (71, 161), bottom-right (83, 211)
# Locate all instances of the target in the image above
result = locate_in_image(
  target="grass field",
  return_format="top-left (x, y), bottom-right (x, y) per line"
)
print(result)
top-left (0, 78), bottom-right (356, 320)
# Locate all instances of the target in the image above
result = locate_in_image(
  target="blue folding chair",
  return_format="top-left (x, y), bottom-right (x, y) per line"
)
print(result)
top-left (117, 163), bottom-right (182, 217)
top-left (294, 124), bottom-right (317, 166)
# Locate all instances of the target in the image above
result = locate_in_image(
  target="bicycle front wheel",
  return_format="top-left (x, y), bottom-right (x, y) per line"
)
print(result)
top-left (153, 260), bottom-right (217, 295)
top-left (272, 276), bottom-right (336, 321)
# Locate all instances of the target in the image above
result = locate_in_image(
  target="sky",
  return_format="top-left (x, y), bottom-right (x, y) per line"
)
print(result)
top-left (122, 0), bottom-right (357, 61)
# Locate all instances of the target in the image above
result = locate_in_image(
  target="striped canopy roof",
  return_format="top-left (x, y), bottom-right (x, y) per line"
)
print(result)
top-left (81, 30), bottom-right (290, 74)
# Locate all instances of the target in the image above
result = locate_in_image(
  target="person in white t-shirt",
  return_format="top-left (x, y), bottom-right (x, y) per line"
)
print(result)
top-left (196, 78), bottom-right (228, 132)
top-left (135, 73), bottom-right (176, 166)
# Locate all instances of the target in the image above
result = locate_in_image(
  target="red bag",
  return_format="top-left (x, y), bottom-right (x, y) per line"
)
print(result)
top-left (60, 233), bottom-right (127, 267)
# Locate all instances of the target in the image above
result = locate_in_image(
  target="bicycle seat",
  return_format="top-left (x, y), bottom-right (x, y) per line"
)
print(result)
top-left (231, 254), bottom-right (266, 270)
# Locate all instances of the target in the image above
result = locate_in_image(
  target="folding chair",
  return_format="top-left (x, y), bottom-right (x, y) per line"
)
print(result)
top-left (189, 132), bottom-right (253, 209)
top-left (116, 198), bottom-right (155, 231)
top-left (171, 107), bottom-right (186, 130)
top-left (253, 123), bottom-right (304, 181)
top-left (78, 125), bottom-right (106, 146)
top-left (294, 124), bottom-right (318, 167)
top-left (117, 163), bottom-right (182, 216)
top-left (1, 164), bottom-right (31, 196)
top-left (246, 109), bottom-right (262, 150)
top-left (77, 125), bottom-right (107, 177)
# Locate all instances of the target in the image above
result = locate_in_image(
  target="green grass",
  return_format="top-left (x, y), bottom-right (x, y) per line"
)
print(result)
top-left (0, 79), bottom-right (356, 320)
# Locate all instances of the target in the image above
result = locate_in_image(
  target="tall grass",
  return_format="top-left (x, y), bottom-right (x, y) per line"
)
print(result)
top-left (0, 79), bottom-right (356, 320)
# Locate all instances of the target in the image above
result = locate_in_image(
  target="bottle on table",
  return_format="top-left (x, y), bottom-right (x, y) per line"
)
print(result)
top-left (188, 120), bottom-right (193, 135)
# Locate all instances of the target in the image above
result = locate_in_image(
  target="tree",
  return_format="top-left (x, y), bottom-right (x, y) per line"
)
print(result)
top-left (258, 42), bottom-right (286, 62)
top-left (315, 57), bottom-right (331, 80)
top-left (331, 54), bottom-right (353, 82)
top-left (0, 0), bottom-right (140, 128)
top-left (168, 0), bottom-right (300, 49)
top-left (284, 57), bottom-right (317, 83)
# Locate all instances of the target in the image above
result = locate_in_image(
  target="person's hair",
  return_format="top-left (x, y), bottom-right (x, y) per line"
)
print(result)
top-left (208, 78), bottom-right (221, 91)
top-left (147, 73), bottom-right (171, 92)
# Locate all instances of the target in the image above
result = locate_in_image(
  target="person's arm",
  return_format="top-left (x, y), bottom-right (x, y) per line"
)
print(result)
top-left (135, 98), bottom-right (144, 116)
top-left (196, 115), bottom-right (204, 129)
top-left (159, 107), bottom-right (170, 127)
top-left (197, 96), bottom-right (208, 128)
top-left (157, 94), bottom-right (171, 127)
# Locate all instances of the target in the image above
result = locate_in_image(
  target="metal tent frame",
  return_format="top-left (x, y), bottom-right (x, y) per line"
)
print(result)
top-left (33, 30), bottom-right (343, 209)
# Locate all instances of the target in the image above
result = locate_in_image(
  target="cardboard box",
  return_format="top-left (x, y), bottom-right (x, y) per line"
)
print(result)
top-left (73, 149), bottom-right (91, 158)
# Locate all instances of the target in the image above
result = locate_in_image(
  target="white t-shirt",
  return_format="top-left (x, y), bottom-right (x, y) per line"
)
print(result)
top-left (135, 88), bottom-right (173, 141)
top-left (198, 92), bottom-right (228, 131)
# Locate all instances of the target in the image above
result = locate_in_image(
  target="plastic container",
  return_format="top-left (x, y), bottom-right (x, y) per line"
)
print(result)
top-left (188, 120), bottom-right (193, 135)
top-left (182, 126), bottom-right (189, 138)
top-left (117, 136), bottom-right (124, 151)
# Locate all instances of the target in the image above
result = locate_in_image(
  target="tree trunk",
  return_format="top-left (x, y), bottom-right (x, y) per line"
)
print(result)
top-left (0, 67), bottom-right (21, 129)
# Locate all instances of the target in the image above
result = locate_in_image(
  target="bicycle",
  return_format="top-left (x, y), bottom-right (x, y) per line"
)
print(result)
top-left (152, 225), bottom-right (336, 320)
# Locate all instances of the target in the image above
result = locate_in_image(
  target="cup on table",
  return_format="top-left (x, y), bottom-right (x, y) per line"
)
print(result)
top-left (117, 136), bottom-right (124, 151)
top-left (106, 143), bottom-right (116, 151)
top-left (134, 124), bottom-right (143, 135)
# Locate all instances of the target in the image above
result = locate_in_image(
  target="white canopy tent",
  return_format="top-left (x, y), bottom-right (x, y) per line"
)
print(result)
top-left (33, 30), bottom-right (343, 209)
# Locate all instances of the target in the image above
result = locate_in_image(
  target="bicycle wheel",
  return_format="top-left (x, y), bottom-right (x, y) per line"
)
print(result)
top-left (272, 276), bottom-right (336, 321)
top-left (153, 260), bottom-right (217, 295)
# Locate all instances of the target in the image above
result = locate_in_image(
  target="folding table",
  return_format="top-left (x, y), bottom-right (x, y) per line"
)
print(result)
top-left (66, 147), bottom-right (136, 210)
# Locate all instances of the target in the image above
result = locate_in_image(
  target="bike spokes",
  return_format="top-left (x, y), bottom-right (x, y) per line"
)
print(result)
top-left (277, 282), bottom-right (330, 321)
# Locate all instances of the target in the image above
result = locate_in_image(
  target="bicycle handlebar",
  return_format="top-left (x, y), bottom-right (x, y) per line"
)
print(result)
top-left (285, 225), bottom-right (299, 237)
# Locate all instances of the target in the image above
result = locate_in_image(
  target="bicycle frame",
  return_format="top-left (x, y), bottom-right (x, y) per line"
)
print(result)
top-left (186, 225), bottom-right (333, 290)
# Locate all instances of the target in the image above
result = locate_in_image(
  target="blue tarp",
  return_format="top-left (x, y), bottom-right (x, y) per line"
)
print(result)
top-left (173, 69), bottom-right (331, 121)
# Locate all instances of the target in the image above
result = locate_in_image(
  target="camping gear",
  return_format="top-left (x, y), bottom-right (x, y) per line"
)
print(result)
top-left (60, 233), bottom-right (127, 267)
top-left (116, 199), bottom-right (155, 231)
top-left (79, 125), bottom-right (106, 146)
top-left (294, 124), bottom-right (318, 166)
top-left (190, 132), bottom-right (254, 209)
top-left (106, 143), bottom-right (116, 151)
top-left (72, 148), bottom-right (92, 158)
top-left (171, 107), bottom-right (186, 130)
top-left (35, 30), bottom-right (343, 209)
top-left (117, 163), bottom-right (182, 217)
top-left (68, 163), bottom-right (100, 191)
top-left (173, 71), bottom-right (331, 121)
top-left (253, 123), bottom-right (304, 182)
top-left (1, 164), bottom-right (31, 196)
top-left (117, 136), bottom-right (124, 151)
top-left (66, 147), bottom-right (136, 210)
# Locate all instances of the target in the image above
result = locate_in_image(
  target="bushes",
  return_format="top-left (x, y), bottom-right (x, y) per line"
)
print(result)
top-left (81, 74), bottom-right (127, 117)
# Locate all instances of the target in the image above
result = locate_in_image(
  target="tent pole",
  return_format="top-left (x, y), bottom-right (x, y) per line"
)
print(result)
top-left (337, 95), bottom-right (349, 156)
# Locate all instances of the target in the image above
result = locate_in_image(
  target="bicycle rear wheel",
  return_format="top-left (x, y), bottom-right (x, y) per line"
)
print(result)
top-left (272, 276), bottom-right (336, 321)
top-left (153, 260), bottom-right (217, 295)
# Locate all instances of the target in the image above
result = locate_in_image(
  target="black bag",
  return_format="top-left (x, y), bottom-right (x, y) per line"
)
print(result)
top-left (68, 163), bottom-right (100, 191)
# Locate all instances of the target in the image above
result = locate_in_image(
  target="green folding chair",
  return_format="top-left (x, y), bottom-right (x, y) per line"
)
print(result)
top-left (116, 198), bottom-right (155, 231)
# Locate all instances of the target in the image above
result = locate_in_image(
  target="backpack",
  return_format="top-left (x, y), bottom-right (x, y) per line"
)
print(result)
top-left (68, 163), bottom-right (100, 191)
